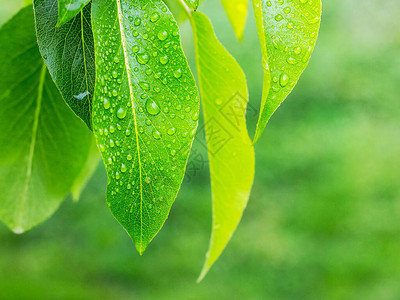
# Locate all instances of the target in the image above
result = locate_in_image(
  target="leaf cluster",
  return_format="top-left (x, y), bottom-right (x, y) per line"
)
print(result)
top-left (0, 0), bottom-right (321, 279)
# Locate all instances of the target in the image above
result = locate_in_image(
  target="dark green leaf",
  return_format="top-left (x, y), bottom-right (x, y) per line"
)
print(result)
top-left (34, 0), bottom-right (95, 129)
top-left (92, 0), bottom-right (200, 254)
top-left (189, 10), bottom-right (255, 280)
top-left (56, 0), bottom-right (90, 26)
top-left (252, 0), bottom-right (322, 143)
top-left (0, 6), bottom-right (93, 233)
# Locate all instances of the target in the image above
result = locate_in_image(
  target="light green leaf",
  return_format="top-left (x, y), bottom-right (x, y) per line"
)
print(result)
top-left (164, 0), bottom-right (203, 23)
top-left (221, 0), bottom-right (248, 40)
top-left (189, 10), bottom-right (255, 281)
top-left (252, 0), bottom-right (322, 143)
top-left (92, 0), bottom-right (200, 254)
top-left (163, 0), bottom-right (187, 23)
top-left (34, 0), bottom-right (95, 130)
top-left (184, 0), bottom-right (199, 10)
top-left (0, 6), bottom-right (93, 233)
top-left (71, 137), bottom-right (100, 201)
top-left (56, 0), bottom-right (90, 26)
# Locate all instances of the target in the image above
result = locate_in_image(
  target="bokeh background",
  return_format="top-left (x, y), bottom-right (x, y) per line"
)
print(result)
top-left (1, 0), bottom-right (400, 299)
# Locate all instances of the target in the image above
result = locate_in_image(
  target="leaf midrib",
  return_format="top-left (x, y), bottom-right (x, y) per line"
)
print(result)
top-left (115, 0), bottom-right (144, 253)
top-left (17, 63), bottom-right (47, 231)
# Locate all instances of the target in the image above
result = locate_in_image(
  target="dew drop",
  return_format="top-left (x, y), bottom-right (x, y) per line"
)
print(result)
top-left (137, 53), bottom-right (150, 64)
top-left (132, 45), bottom-right (139, 53)
top-left (167, 127), bottom-right (176, 135)
top-left (139, 81), bottom-right (150, 91)
top-left (150, 12), bottom-right (160, 22)
top-left (103, 98), bottom-right (110, 109)
top-left (158, 30), bottom-right (168, 41)
top-left (117, 107), bottom-right (127, 119)
top-left (152, 130), bottom-right (161, 140)
top-left (159, 55), bottom-right (169, 64)
top-left (173, 68), bottom-right (182, 78)
top-left (279, 73), bottom-right (289, 87)
top-left (145, 99), bottom-right (160, 115)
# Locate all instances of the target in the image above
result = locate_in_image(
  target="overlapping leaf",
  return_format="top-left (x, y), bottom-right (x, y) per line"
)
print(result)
top-left (189, 10), bottom-right (255, 280)
top-left (34, 0), bottom-right (95, 129)
top-left (57, 0), bottom-right (91, 26)
top-left (91, 0), bottom-right (200, 254)
top-left (252, 0), bottom-right (322, 143)
top-left (0, 6), bottom-right (93, 233)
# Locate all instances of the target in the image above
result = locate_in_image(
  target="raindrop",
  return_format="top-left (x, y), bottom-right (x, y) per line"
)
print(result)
top-left (137, 53), bottom-right (150, 64)
top-left (279, 73), bottom-right (289, 87)
top-left (159, 55), bottom-right (169, 64)
top-left (117, 107), bottom-right (127, 119)
top-left (173, 68), bottom-right (182, 78)
top-left (158, 30), bottom-right (168, 41)
top-left (150, 12), bottom-right (160, 22)
top-left (152, 130), bottom-right (161, 140)
top-left (145, 99), bottom-right (160, 115)
top-left (167, 127), bottom-right (176, 135)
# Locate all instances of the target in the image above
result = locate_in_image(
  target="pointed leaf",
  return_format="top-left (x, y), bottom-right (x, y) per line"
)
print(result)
top-left (91, 0), bottom-right (200, 254)
top-left (252, 0), bottom-right (322, 143)
top-left (189, 11), bottom-right (255, 280)
top-left (0, 6), bottom-right (93, 233)
top-left (56, 0), bottom-right (90, 26)
top-left (221, 0), bottom-right (248, 40)
top-left (34, 0), bottom-right (95, 130)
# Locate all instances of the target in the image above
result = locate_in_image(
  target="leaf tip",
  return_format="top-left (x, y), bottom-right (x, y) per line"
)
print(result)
top-left (197, 264), bottom-right (209, 283)
top-left (56, 18), bottom-right (65, 28)
top-left (12, 227), bottom-right (25, 235)
top-left (135, 242), bottom-right (147, 256)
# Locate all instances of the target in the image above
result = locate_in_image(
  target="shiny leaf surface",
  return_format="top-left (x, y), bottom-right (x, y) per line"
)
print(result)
top-left (252, 0), bottom-right (322, 143)
top-left (34, 0), bottom-right (95, 129)
top-left (92, 0), bottom-right (200, 254)
top-left (56, 0), bottom-right (90, 26)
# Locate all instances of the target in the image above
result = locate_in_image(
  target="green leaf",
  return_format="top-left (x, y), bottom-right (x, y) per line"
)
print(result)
top-left (164, 0), bottom-right (203, 23)
top-left (163, 0), bottom-right (186, 23)
top-left (183, 0), bottom-right (199, 10)
top-left (221, 0), bottom-right (248, 40)
top-left (91, 0), bottom-right (200, 254)
top-left (189, 10), bottom-right (255, 281)
top-left (252, 0), bottom-right (322, 143)
top-left (0, 6), bottom-right (94, 233)
top-left (71, 137), bottom-right (100, 201)
top-left (34, 0), bottom-right (95, 130)
top-left (56, 0), bottom-right (90, 26)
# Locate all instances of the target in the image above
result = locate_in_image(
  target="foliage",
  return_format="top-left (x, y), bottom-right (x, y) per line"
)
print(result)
top-left (0, 0), bottom-right (321, 279)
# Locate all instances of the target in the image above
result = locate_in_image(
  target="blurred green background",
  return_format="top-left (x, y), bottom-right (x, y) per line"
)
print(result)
top-left (1, 0), bottom-right (400, 299)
